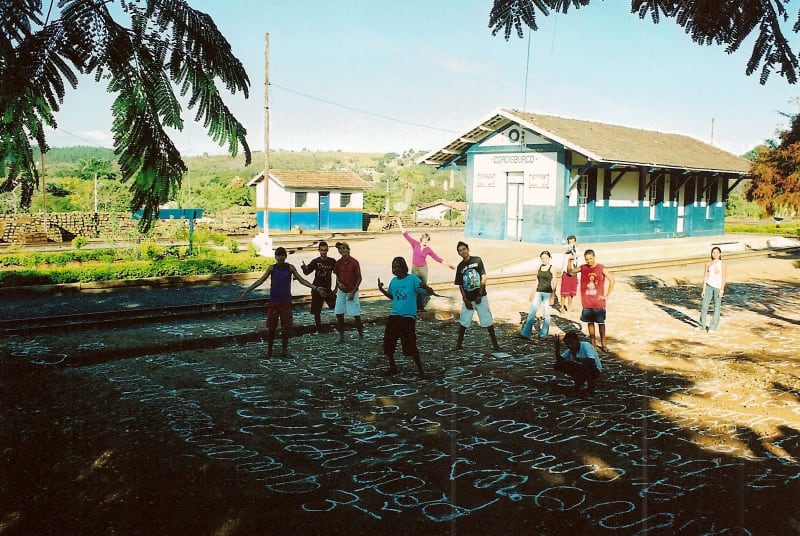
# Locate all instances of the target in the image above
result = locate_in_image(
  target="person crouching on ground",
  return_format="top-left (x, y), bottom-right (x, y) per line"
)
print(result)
top-left (377, 256), bottom-right (432, 380)
top-left (237, 246), bottom-right (317, 359)
top-left (453, 241), bottom-right (501, 352)
top-left (553, 331), bottom-right (602, 394)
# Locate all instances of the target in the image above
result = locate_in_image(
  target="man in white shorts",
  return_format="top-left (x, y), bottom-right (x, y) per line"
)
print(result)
top-left (453, 241), bottom-right (501, 352)
top-left (332, 242), bottom-right (364, 344)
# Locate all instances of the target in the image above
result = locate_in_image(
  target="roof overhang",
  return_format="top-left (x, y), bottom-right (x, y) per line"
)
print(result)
top-left (417, 109), bottom-right (515, 167)
top-left (247, 171), bottom-right (266, 187)
top-left (589, 161), bottom-right (749, 177)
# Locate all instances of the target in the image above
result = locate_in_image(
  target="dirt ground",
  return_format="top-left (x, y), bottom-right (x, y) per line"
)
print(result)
top-left (1, 251), bottom-right (799, 535)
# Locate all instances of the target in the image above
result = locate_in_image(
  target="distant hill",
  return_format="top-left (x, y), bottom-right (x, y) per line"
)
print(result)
top-left (40, 147), bottom-right (388, 176)
top-left (183, 150), bottom-right (388, 180)
top-left (31, 147), bottom-right (464, 215)
top-left (36, 146), bottom-right (116, 164)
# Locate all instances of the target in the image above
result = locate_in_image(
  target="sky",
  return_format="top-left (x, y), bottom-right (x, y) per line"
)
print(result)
top-left (46, 0), bottom-right (800, 159)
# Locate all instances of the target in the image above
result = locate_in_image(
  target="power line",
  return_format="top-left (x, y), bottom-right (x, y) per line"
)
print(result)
top-left (53, 127), bottom-right (110, 147)
top-left (271, 83), bottom-right (458, 134)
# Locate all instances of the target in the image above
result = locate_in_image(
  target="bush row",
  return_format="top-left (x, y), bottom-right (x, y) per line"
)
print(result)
top-left (724, 222), bottom-right (800, 235)
top-left (0, 250), bottom-right (272, 287)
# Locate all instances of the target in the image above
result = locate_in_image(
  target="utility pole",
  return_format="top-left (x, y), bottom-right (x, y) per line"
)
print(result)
top-left (385, 175), bottom-right (389, 218)
top-left (252, 32), bottom-right (273, 256)
top-left (263, 31), bottom-right (270, 234)
top-left (710, 117), bottom-right (715, 146)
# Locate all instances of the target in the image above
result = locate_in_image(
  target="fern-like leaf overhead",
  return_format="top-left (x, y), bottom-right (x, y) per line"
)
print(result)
top-left (1, 0), bottom-right (251, 231)
top-left (491, 0), bottom-right (800, 85)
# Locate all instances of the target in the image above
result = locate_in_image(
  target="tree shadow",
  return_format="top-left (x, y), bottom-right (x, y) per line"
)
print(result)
top-left (653, 303), bottom-right (702, 328)
top-left (628, 274), bottom-right (800, 327)
top-left (3, 305), bottom-right (800, 535)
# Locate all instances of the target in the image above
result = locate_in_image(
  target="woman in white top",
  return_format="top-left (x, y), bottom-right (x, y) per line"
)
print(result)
top-left (699, 246), bottom-right (726, 332)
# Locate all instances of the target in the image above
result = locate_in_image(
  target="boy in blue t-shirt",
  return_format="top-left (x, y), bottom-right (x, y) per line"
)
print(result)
top-left (377, 256), bottom-right (432, 379)
top-left (553, 331), bottom-right (602, 394)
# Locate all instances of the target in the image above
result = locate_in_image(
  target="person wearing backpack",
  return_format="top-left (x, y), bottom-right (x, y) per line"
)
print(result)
top-left (520, 250), bottom-right (557, 340)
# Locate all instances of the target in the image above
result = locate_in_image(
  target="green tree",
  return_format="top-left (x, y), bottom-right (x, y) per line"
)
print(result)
top-left (74, 158), bottom-right (117, 181)
top-left (489, 0), bottom-right (800, 84)
top-left (0, 0), bottom-right (251, 230)
top-left (45, 182), bottom-right (71, 197)
top-left (748, 112), bottom-right (800, 217)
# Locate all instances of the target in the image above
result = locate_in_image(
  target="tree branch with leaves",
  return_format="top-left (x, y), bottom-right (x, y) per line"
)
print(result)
top-left (489, 0), bottom-right (800, 85)
top-left (0, 0), bottom-right (251, 230)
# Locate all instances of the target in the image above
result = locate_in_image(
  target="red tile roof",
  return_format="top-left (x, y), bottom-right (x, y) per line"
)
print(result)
top-left (249, 170), bottom-right (372, 190)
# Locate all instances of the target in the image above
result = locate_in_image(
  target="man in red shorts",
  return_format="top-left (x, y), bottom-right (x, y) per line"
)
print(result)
top-left (238, 247), bottom-right (317, 358)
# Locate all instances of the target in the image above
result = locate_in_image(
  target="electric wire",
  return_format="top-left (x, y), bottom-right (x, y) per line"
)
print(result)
top-left (271, 83), bottom-right (458, 134)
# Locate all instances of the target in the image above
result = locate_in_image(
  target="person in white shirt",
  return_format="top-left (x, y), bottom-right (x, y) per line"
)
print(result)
top-left (698, 246), bottom-right (727, 332)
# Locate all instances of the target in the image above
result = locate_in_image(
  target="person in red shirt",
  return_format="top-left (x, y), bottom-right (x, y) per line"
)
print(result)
top-left (569, 249), bottom-right (614, 352)
top-left (332, 242), bottom-right (364, 344)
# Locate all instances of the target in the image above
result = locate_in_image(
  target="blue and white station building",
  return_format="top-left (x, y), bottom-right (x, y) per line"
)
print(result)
top-left (248, 169), bottom-right (372, 232)
top-left (419, 109), bottom-right (751, 243)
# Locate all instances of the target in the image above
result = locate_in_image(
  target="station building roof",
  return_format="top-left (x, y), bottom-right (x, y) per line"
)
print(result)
top-left (419, 108), bottom-right (752, 175)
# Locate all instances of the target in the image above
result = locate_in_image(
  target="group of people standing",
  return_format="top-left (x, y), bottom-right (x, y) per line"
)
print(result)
top-left (237, 225), bottom-right (727, 393)
top-left (238, 240), bottom-right (367, 358)
top-left (520, 235), bottom-right (615, 350)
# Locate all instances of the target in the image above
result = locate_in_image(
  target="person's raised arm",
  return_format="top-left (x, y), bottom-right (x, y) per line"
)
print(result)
top-left (427, 247), bottom-right (455, 270)
top-left (238, 266), bottom-right (272, 299)
top-left (377, 277), bottom-right (391, 299)
top-left (300, 258), bottom-right (313, 275)
top-left (289, 264), bottom-right (316, 291)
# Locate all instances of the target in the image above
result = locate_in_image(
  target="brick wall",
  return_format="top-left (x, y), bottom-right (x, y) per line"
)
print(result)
top-left (0, 213), bottom-right (138, 243)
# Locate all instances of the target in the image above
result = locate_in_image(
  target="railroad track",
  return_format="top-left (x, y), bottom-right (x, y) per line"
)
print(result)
top-left (1, 246), bottom-right (794, 335)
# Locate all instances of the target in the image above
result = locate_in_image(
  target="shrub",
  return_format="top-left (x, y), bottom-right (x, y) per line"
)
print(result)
top-left (0, 249), bottom-right (273, 287)
top-left (137, 241), bottom-right (163, 260)
top-left (724, 221), bottom-right (800, 235)
top-left (72, 236), bottom-right (89, 249)
top-left (227, 238), bottom-right (239, 253)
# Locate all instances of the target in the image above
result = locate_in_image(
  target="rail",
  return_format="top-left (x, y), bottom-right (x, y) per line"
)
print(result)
top-left (1, 246), bottom-right (794, 335)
